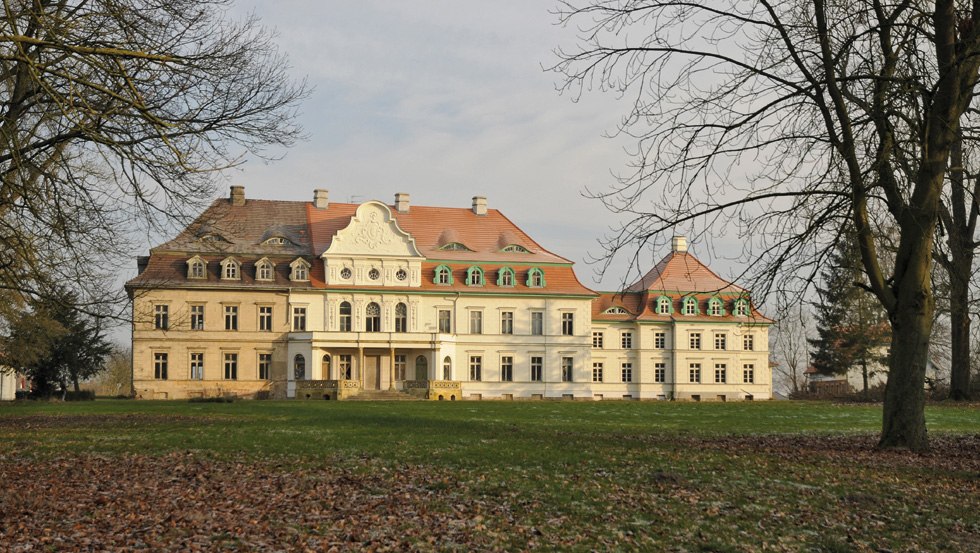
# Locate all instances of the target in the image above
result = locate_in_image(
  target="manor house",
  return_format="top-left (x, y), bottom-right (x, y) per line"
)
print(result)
top-left (126, 187), bottom-right (771, 401)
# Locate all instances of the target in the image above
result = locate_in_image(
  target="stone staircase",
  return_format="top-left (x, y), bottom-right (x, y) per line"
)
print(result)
top-left (347, 389), bottom-right (419, 401)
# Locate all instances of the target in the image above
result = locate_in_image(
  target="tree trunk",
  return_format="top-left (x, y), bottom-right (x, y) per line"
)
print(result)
top-left (72, 374), bottom-right (80, 393)
top-left (862, 359), bottom-right (869, 399)
top-left (948, 261), bottom-right (973, 400)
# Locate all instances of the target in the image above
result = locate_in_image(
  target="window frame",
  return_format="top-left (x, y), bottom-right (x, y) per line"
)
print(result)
top-left (714, 332), bottom-right (727, 350)
top-left (592, 362), bottom-right (603, 382)
top-left (258, 305), bottom-right (273, 332)
top-left (592, 331), bottom-right (604, 348)
top-left (621, 363), bottom-right (633, 383)
top-left (689, 332), bottom-right (701, 350)
top-left (365, 302), bottom-right (381, 332)
top-left (438, 309), bottom-right (452, 333)
top-left (469, 355), bottom-right (482, 381)
top-left (190, 304), bottom-right (205, 331)
top-left (189, 352), bottom-right (204, 380)
top-left (500, 311), bottom-right (514, 335)
top-left (561, 357), bottom-right (573, 382)
top-left (465, 266), bottom-right (485, 286)
top-left (526, 267), bottom-right (546, 288)
top-left (714, 363), bottom-right (727, 383)
top-left (339, 301), bottom-right (352, 331)
top-left (530, 311), bottom-right (544, 335)
top-left (224, 352), bottom-right (239, 380)
top-left (656, 296), bottom-right (673, 315)
top-left (224, 304), bottom-right (239, 331)
top-left (654, 331), bottom-right (666, 349)
top-left (654, 363), bottom-right (666, 383)
top-left (153, 352), bottom-right (168, 380)
top-left (561, 312), bottom-right (574, 336)
top-left (501, 356), bottom-right (514, 382)
top-left (682, 296), bottom-right (699, 315)
top-left (689, 363), bottom-right (701, 383)
top-left (497, 267), bottom-right (515, 287)
top-left (258, 353), bottom-right (272, 380)
top-left (434, 264), bottom-right (454, 285)
top-left (621, 331), bottom-right (633, 349)
top-left (530, 356), bottom-right (543, 381)
top-left (743, 364), bottom-right (755, 383)
top-left (469, 310), bottom-right (483, 334)
top-left (292, 306), bottom-right (308, 331)
top-left (153, 304), bottom-right (169, 330)
top-left (395, 302), bottom-right (408, 333)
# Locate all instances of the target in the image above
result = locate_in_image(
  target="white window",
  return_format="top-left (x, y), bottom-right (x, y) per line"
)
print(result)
top-left (190, 304), bottom-right (205, 330)
top-left (654, 331), bottom-right (666, 349)
top-left (469, 310), bottom-right (483, 334)
top-left (654, 363), bottom-right (666, 383)
top-left (501, 311), bottom-right (514, 335)
top-left (187, 257), bottom-right (206, 279)
top-left (735, 300), bottom-right (750, 316)
top-left (657, 296), bottom-right (672, 314)
top-left (221, 258), bottom-right (240, 280)
top-left (501, 356), bottom-right (514, 382)
top-left (365, 302), bottom-right (381, 332)
top-left (153, 352), bottom-right (168, 380)
top-left (292, 307), bottom-right (307, 331)
top-left (714, 363), bottom-right (727, 383)
top-left (339, 355), bottom-right (353, 379)
top-left (339, 302), bottom-right (352, 331)
top-left (395, 303), bottom-right (408, 333)
top-left (153, 304), bottom-right (169, 330)
top-left (592, 331), bottom-right (604, 348)
top-left (592, 362), bottom-right (603, 382)
top-left (621, 363), bottom-right (633, 383)
top-left (189, 352), bottom-right (204, 380)
top-left (224, 353), bottom-right (238, 380)
top-left (435, 265), bottom-right (452, 285)
top-left (530, 356), bottom-right (543, 381)
top-left (714, 333), bottom-right (727, 350)
top-left (528, 268), bottom-right (545, 287)
top-left (561, 312), bottom-right (574, 335)
top-left (531, 312), bottom-right (544, 335)
top-left (683, 297), bottom-right (698, 315)
top-left (689, 332), bottom-right (701, 350)
top-left (689, 363), bottom-right (701, 383)
top-left (708, 298), bottom-right (723, 316)
top-left (743, 334), bottom-right (754, 351)
top-left (621, 331), bottom-right (633, 349)
top-left (743, 364), bottom-right (755, 383)
top-left (469, 355), bottom-right (482, 381)
top-left (498, 268), bottom-right (515, 286)
top-left (290, 260), bottom-right (309, 281)
top-left (256, 260), bottom-right (275, 281)
top-left (561, 357), bottom-right (573, 382)
top-left (224, 305), bottom-right (238, 331)
top-left (438, 309), bottom-right (451, 333)
top-left (395, 355), bottom-right (407, 381)
top-left (258, 306), bottom-right (273, 331)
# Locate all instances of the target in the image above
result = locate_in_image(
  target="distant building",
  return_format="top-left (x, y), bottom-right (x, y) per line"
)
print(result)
top-left (126, 187), bottom-right (772, 400)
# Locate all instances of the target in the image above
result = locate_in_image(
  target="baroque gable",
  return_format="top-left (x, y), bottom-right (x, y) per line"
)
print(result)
top-left (324, 201), bottom-right (422, 258)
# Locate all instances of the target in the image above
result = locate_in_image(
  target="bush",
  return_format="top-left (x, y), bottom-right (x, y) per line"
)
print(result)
top-left (188, 396), bottom-right (234, 403)
top-left (14, 390), bottom-right (30, 400)
top-left (64, 390), bottom-right (96, 401)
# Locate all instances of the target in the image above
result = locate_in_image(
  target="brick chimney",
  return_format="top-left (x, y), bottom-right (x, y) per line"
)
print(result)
top-left (672, 235), bottom-right (688, 253)
top-left (394, 192), bottom-right (410, 213)
top-left (472, 196), bottom-right (487, 216)
top-left (313, 189), bottom-right (329, 209)
top-left (229, 185), bottom-right (245, 206)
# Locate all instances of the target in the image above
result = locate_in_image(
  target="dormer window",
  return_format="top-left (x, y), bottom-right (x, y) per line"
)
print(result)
top-left (604, 307), bottom-right (628, 315)
top-left (290, 258), bottom-right (311, 282)
top-left (187, 256), bottom-right (206, 279)
top-left (497, 267), bottom-right (515, 287)
top-left (440, 242), bottom-right (472, 252)
top-left (198, 233), bottom-right (228, 244)
top-left (734, 298), bottom-right (750, 317)
top-left (501, 244), bottom-right (530, 253)
top-left (434, 264), bottom-right (453, 285)
top-left (220, 257), bottom-right (240, 280)
top-left (263, 236), bottom-right (288, 246)
top-left (682, 296), bottom-right (699, 315)
top-left (708, 297), bottom-right (724, 316)
top-left (255, 258), bottom-right (275, 281)
top-left (526, 267), bottom-right (545, 288)
top-left (466, 266), bottom-right (485, 286)
top-left (656, 296), bottom-right (673, 315)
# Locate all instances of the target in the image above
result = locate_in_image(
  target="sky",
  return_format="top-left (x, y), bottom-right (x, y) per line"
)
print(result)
top-left (209, 0), bottom-right (647, 290)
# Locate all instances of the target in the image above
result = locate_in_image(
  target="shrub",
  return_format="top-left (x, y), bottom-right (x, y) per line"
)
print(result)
top-left (64, 390), bottom-right (96, 401)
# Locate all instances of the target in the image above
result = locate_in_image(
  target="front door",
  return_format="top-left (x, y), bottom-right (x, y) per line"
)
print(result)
top-left (364, 356), bottom-right (382, 390)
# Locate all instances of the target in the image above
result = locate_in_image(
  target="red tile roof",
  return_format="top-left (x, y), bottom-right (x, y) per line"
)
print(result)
top-left (626, 251), bottom-right (744, 294)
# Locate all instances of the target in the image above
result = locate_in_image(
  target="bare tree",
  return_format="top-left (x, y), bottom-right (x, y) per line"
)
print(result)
top-left (553, 0), bottom-right (980, 450)
top-left (0, 0), bottom-right (308, 314)
top-left (771, 306), bottom-right (810, 396)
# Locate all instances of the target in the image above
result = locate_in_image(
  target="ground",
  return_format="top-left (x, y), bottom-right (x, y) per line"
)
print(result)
top-left (0, 400), bottom-right (977, 552)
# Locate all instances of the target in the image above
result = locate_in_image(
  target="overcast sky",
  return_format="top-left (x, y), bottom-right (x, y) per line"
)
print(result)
top-left (207, 0), bottom-right (666, 289)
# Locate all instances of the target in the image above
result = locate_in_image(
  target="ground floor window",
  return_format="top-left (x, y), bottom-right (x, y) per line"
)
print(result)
top-left (293, 354), bottom-right (305, 380)
top-left (530, 356), bottom-right (543, 382)
top-left (189, 352), bottom-right (204, 380)
top-left (501, 356), bottom-right (513, 381)
top-left (743, 364), bottom-right (755, 384)
top-left (224, 353), bottom-right (238, 380)
top-left (339, 354), bottom-right (352, 379)
top-left (561, 357), bottom-right (573, 382)
top-left (714, 363), bottom-right (727, 383)
top-left (689, 363), bottom-right (701, 383)
top-left (621, 363), bottom-right (632, 383)
top-left (592, 362), bottom-right (603, 382)
top-left (654, 362), bottom-right (666, 383)
top-left (154, 352), bottom-right (168, 380)
top-left (395, 355), bottom-right (407, 380)
top-left (443, 356), bottom-right (452, 380)
top-left (415, 355), bottom-right (428, 380)
top-left (469, 355), bottom-right (482, 381)
top-left (259, 353), bottom-right (272, 380)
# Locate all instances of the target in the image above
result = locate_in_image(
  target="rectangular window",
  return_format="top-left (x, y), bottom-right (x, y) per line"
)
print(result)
top-left (531, 312), bottom-right (544, 335)
top-left (592, 362), bottom-right (603, 382)
top-left (153, 352), bottom-right (168, 379)
top-left (438, 309), bottom-right (452, 333)
top-left (530, 356), bottom-right (543, 381)
top-left (395, 355), bottom-right (407, 381)
top-left (561, 312), bottom-right (574, 335)
top-left (154, 305), bottom-right (169, 330)
top-left (501, 356), bottom-right (513, 382)
top-left (689, 332), bottom-right (701, 350)
top-left (501, 311), bottom-right (514, 335)
top-left (743, 334), bottom-right (754, 351)
top-left (621, 331), bottom-right (633, 349)
top-left (592, 331), bottom-right (604, 348)
top-left (654, 331), bottom-right (666, 349)
top-left (561, 357), bottom-right (573, 382)
top-left (292, 307), bottom-right (307, 331)
top-left (189, 352), bottom-right (204, 380)
top-left (224, 305), bottom-right (238, 331)
top-left (714, 333), bottom-right (727, 350)
top-left (258, 306), bottom-right (273, 332)
top-left (258, 353), bottom-right (272, 380)
top-left (469, 355), bottom-right (482, 381)
top-left (621, 363), bottom-right (633, 383)
top-left (190, 304), bottom-right (204, 330)
top-left (223, 353), bottom-right (238, 380)
top-left (714, 363), bottom-right (727, 383)
top-left (469, 311), bottom-right (483, 334)
top-left (655, 363), bottom-right (666, 383)
top-left (339, 354), bottom-right (353, 380)
top-left (743, 364), bottom-right (755, 383)
top-left (689, 363), bottom-right (701, 383)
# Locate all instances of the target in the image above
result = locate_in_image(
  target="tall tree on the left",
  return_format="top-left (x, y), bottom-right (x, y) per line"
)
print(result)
top-left (0, 0), bottom-right (308, 311)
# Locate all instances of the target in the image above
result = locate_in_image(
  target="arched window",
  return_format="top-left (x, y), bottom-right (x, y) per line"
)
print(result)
top-left (293, 354), bottom-right (305, 381)
top-left (497, 267), bottom-right (515, 287)
top-left (734, 299), bottom-right (750, 317)
top-left (415, 355), bottom-right (428, 380)
top-left (322, 354), bottom-right (331, 379)
top-left (255, 258), bottom-right (275, 281)
top-left (442, 356), bottom-right (452, 380)
top-left (708, 297), bottom-right (724, 316)
top-left (466, 266), bottom-right (484, 286)
top-left (683, 296), bottom-right (699, 315)
top-left (501, 244), bottom-right (530, 253)
top-left (395, 303), bottom-right (408, 332)
top-left (656, 296), bottom-right (673, 315)
top-left (187, 256), bottom-right (206, 279)
top-left (434, 265), bottom-right (453, 285)
top-left (526, 267), bottom-right (545, 287)
top-left (290, 258), bottom-right (310, 281)
top-left (365, 302), bottom-right (381, 332)
top-left (220, 257), bottom-right (240, 280)
top-left (339, 301), bottom-right (352, 331)
top-left (439, 242), bottom-right (471, 251)
top-left (604, 306), bottom-right (628, 314)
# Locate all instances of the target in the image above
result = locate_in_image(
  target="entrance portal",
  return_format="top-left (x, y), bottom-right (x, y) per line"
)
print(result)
top-left (364, 356), bottom-right (382, 390)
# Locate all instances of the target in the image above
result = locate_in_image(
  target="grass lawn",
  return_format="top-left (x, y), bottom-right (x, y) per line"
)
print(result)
top-left (0, 400), bottom-right (977, 551)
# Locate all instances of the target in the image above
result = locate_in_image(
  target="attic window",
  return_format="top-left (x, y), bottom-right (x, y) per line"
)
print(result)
top-left (255, 258), bottom-right (275, 281)
top-left (656, 296), bottom-right (673, 315)
top-left (198, 233), bottom-right (228, 243)
top-left (604, 307), bottom-right (628, 315)
top-left (220, 257), bottom-right (240, 280)
top-left (187, 257), bottom-right (206, 279)
top-left (440, 242), bottom-right (472, 252)
top-left (501, 244), bottom-right (530, 253)
top-left (734, 299), bottom-right (750, 317)
top-left (263, 236), bottom-right (289, 246)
